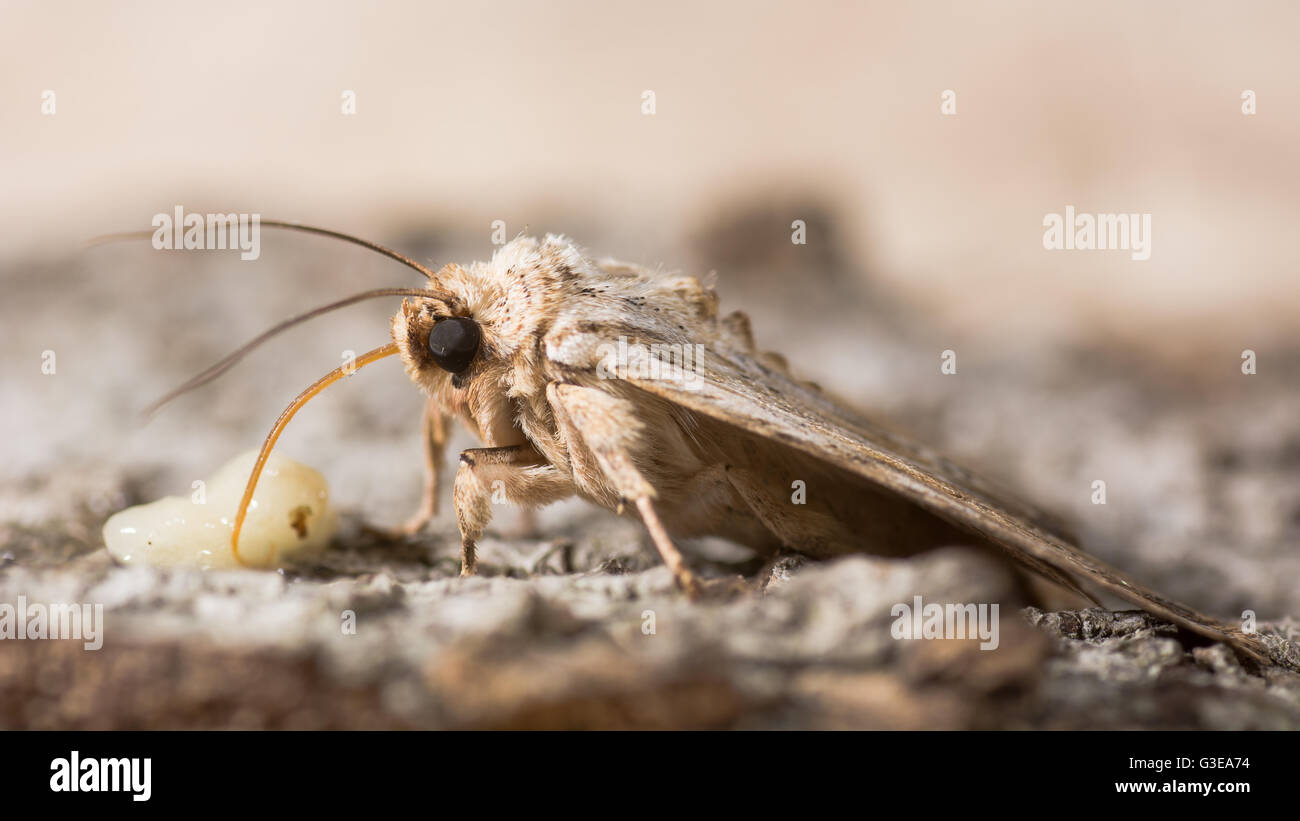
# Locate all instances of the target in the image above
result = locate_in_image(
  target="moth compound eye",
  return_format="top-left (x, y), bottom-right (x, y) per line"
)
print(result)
top-left (427, 316), bottom-right (481, 374)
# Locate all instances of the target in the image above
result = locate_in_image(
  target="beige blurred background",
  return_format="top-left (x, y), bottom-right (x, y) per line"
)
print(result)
top-left (3, 0), bottom-right (1298, 354)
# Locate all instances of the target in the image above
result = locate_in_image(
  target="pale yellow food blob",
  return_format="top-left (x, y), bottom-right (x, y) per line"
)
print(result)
top-left (102, 451), bottom-right (338, 570)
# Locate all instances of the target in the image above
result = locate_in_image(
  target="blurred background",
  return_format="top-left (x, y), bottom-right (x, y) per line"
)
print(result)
top-left (1, 1), bottom-right (1298, 728)
top-left (4, 0), bottom-right (1299, 347)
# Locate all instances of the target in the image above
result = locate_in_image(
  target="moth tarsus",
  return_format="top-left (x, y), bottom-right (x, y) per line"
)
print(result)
top-left (108, 221), bottom-right (1275, 668)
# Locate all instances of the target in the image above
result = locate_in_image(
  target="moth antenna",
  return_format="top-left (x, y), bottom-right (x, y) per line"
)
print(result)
top-left (88, 219), bottom-right (440, 280)
top-left (230, 342), bottom-right (400, 566)
top-left (140, 287), bottom-right (442, 419)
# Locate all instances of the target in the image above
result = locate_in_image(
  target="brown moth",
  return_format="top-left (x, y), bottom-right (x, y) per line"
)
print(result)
top-left (105, 221), bottom-right (1270, 665)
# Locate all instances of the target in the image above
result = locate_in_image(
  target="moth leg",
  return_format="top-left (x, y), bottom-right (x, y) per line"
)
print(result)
top-left (399, 398), bottom-right (450, 535)
top-left (632, 496), bottom-right (707, 597)
top-left (546, 382), bottom-right (723, 598)
top-left (360, 399), bottom-right (450, 540)
top-left (453, 444), bottom-right (572, 576)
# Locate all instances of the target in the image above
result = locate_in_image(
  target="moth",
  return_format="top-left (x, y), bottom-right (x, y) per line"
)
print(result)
top-left (102, 221), bottom-right (1270, 665)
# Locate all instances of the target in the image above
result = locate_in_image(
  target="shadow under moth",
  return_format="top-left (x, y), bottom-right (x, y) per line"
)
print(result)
top-left (100, 222), bottom-right (1273, 666)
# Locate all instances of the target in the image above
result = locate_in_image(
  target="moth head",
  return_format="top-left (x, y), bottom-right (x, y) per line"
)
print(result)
top-left (392, 286), bottom-right (487, 393)
top-left (390, 243), bottom-right (559, 395)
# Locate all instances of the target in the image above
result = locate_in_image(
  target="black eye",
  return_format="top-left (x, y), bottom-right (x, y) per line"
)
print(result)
top-left (427, 316), bottom-right (481, 374)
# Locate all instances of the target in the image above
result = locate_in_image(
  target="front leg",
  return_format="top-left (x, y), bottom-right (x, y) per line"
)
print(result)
top-left (453, 444), bottom-right (573, 576)
top-left (362, 398), bottom-right (451, 540)
top-left (401, 397), bottom-right (450, 534)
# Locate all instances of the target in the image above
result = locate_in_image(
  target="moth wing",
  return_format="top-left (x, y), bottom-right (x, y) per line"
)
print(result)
top-left (613, 341), bottom-right (1267, 663)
